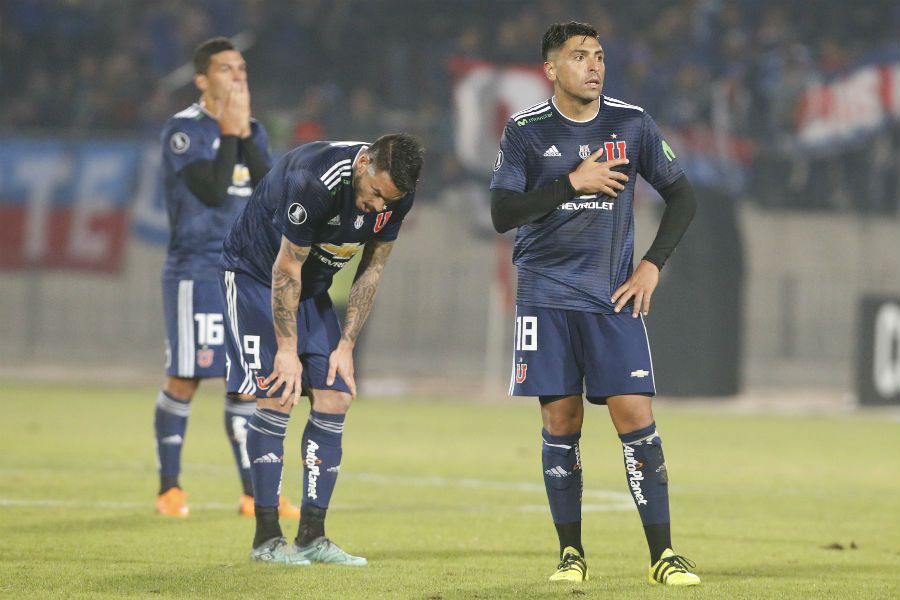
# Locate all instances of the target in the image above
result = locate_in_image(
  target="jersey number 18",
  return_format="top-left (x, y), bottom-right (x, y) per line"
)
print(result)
top-left (515, 316), bottom-right (537, 351)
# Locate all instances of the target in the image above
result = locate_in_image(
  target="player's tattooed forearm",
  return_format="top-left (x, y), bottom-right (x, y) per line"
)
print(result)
top-left (356, 239), bottom-right (394, 275)
top-left (271, 240), bottom-right (309, 340)
top-left (342, 241), bottom-right (394, 342)
top-left (343, 279), bottom-right (377, 342)
top-left (285, 242), bottom-right (310, 264)
top-left (272, 270), bottom-right (301, 339)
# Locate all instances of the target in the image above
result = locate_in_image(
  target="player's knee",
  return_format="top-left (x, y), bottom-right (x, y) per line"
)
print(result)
top-left (608, 394), bottom-right (654, 432)
top-left (540, 396), bottom-right (583, 435)
top-left (310, 389), bottom-right (352, 414)
top-left (226, 392), bottom-right (256, 403)
top-left (255, 396), bottom-right (293, 414)
top-left (542, 410), bottom-right (583, 436)
top-left (165, 377), bottom-right (200, 401)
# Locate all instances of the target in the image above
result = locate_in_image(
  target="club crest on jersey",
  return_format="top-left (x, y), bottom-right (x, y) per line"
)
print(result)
top-left (579, 144), bottom-right (591, 159)
top-left (516, 363), bottom-right (528, 383)
top-left (374, 211), bottom-right (392, 233)
top-left (255, 376), bottom-right (270, 390)
top-left (196, 348), bottom-right (214, 368)
top-left (288, 203), bottom-right (307, 225)
top-left (604, 140), bottom-right (628, 160)
top-left (354, 214), bottom-right (365, 229)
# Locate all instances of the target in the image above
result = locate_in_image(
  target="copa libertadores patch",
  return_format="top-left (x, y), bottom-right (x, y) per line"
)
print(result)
top-left (288, 203), bottom-right (308, 225)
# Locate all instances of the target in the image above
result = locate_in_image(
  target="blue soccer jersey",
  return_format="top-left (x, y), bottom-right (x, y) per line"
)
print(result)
top-left (161, 103), bottom-right (272, 281)
top-left (221, 141), bottom-right (413, 298)
top-left (490, 96), bottom-right (684, 313)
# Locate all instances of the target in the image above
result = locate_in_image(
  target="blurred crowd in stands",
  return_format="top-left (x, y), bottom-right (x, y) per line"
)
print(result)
top-left (3, 0), bottom-right (900, 209)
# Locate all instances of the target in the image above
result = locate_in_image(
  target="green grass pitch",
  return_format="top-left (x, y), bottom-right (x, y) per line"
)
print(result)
top-left (1, 381), bottom-right (898, 599)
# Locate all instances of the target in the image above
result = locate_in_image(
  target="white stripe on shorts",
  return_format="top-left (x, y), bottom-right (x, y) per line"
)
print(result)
top-left (508, 306), bottom-right (518, 396)
top-left (177, 280), bottom-right (194, 378)
top-left (224, 271), bottom-right (257, 395)
top-left (638, 314), bottom-right (657, 394)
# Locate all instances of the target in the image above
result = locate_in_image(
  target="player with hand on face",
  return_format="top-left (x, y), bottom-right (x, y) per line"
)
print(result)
top-left (221, 134), bottom-right (424, 565)
top-left (491, 22), bottom-right (700, 586)
top-left (153, 36), bottom-right (300, 520)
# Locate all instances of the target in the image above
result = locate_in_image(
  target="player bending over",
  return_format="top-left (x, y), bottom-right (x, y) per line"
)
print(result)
top-left (221, 133), bottom-right (424, 565)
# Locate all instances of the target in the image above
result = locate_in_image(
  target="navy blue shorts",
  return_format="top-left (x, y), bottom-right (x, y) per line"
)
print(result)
top-left (221, 270), bottom-right (351, 398)
top-left (162, 277), bottom-right (227, 379)
top-left (508, 305), bottom-right (656, 402)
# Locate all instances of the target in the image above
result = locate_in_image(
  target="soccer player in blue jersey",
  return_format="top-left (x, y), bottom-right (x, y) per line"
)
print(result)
top-left (154, 37), bottom-right (299, 520)
top-left (490, 22), bottom-right (701, 586)
top-left (220, 134), bottom-right (424, 565)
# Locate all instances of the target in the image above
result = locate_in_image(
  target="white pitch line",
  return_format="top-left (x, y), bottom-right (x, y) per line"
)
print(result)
top-left (343, 472), bottom-right (633, 503)
top-left (0, 473), bottom-right (634, 513)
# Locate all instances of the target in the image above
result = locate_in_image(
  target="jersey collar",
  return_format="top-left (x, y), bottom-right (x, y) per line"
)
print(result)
top-left (195, 101), bottom-right (217, 119)
top-left (550, 95), bottom-right (602, 127)
top-left (351, 144), bottom-right (369, 170)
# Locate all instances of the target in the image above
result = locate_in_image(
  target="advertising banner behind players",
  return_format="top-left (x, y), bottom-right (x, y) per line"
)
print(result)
top-left (0, 139), bottom-right (145, 272)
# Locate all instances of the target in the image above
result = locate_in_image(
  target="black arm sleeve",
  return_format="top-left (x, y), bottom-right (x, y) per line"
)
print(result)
top-left (180, 135), bottom-right (240, 207)
top-left (642, 175), bottom-right (697, 270)
top-left (240, 136), bottom-right (270, 184)
top-left (490, 177), bottom-right (576, 233)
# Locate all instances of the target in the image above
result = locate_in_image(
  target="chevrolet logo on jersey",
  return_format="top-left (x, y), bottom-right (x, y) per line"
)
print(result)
top-left (558, 200), bottom-right (614, 211)
top-left (311, 242), bottom-right (364, 268)
top-left (227, 164), bottom-right (252, 197)
top-left (232, 165), bottom-right (250, 185)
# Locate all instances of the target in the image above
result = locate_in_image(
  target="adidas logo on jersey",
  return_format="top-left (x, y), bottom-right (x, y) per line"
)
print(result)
top-left (253, 452), bottom-right (283, 464)
top-left (543, 145), bottom-right (562, 157)
top-left (327, 215), bottom-right (341, 226)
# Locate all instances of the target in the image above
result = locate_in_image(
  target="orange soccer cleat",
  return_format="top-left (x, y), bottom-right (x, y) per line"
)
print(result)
top-left (238, 494), bottom-right (301, 519)
top-left (155, 487), bottom-right (189, 518)
top-left (239, 494), bottom-right (255, 516)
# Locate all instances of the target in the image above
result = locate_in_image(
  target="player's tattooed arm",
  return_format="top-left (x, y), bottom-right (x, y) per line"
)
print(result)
top-left (265, 236), bottom-right (309, 406)
top-left (342, 239), bottom-right (395, 343)
top-left (271, 236), bottom-right (309, 344)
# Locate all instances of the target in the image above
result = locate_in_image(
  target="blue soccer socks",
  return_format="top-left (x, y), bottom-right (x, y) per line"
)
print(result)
top-left (301, 410), bottom-right (345, 510)
top-left (224, 397), bottom-right (256, 496)
top-left (619, 422), bottom-right (672, 563)
top-left (154, 390), bottom-right (191, 492)
top-left (247, 408), bottom-right (289, 509)
top-left (619, 422), bottom-right (670, 525)
top-left (542, 429), bottom-right (584, 555)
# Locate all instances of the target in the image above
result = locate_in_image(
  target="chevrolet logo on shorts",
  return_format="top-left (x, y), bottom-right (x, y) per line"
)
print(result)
top-left (630, 369), bottom-right (650, 378)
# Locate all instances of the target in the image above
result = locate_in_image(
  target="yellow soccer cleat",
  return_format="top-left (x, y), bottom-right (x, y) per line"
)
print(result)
top-left (548, 546), bottom-right (589, 582)
top-left (238, 495), bottom-right (301, 519)
top-left (155, 487), bottom-right (189, 518)
top-left (648, 549), bottom-right (700, 586)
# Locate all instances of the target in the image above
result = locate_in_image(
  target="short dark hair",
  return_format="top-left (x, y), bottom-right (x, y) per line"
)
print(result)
top-left (193, 36), bottom-right (236, 74)
top-left (367, 133), bottom-right (425, 194)
top-left (541, 22), bottom-right (600, 60)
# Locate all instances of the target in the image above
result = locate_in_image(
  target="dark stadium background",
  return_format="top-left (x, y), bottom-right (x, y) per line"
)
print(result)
top-left (2, 0), bottom-right (900, 407)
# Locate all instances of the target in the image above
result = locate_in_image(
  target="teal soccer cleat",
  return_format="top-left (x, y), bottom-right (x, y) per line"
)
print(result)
top-left (250, 537), bottom-right (312, 565)
top-left (293, 537), bottom-right (368, 566)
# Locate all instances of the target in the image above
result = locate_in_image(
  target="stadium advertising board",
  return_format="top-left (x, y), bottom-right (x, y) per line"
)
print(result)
top-left (856, 296), bottom-right (900, 406)
top-left (0, 139), bottom-right (150, 273)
